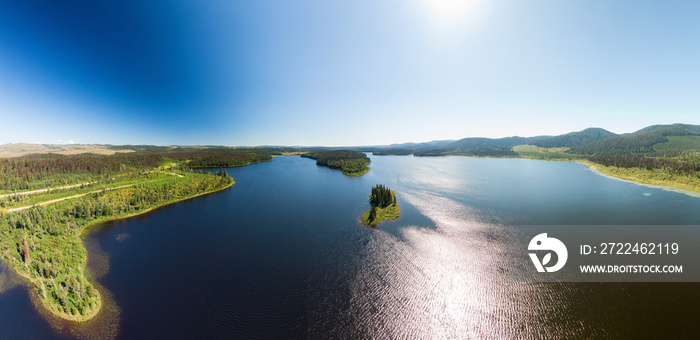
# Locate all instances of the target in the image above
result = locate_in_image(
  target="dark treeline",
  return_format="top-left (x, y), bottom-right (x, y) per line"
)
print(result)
top-left (414, 148), bottom-right (518, 157)
top-left (164, 148), bottom-right (276, 168)
top-left (370, 149), bottom-right (413, 156)
top-left (301, 150), bottom-right (370, 176)
top-left (369, 184), bottom-right (395, 208)
top-left (0, 153), bottom-right (163, 191)
top-left (589, 154), bottom-right (700, 177)
top-left (413, 149), bottom-right (450, 157)
top-left (453, 148), bottom-right (519, 157)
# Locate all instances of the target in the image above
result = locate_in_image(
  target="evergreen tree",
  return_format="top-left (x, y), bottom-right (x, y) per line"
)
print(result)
top-left (369, 184), bottom-right (393, 208)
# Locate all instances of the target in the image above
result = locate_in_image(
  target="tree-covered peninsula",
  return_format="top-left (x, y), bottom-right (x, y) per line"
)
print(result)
top-left (362, 184), bottom-right (400, 227)
top-left (301, 150), bottom-right (371, 176)
top-left (0, 150), bottom-right (259, 321)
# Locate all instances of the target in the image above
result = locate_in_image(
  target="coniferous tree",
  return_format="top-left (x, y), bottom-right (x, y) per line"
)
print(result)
top-left (369, 184), bottom-right (393, 208)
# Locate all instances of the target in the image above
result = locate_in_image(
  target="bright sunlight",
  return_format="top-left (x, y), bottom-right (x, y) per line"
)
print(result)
top-left (421, 0), bottom-right (481, 23)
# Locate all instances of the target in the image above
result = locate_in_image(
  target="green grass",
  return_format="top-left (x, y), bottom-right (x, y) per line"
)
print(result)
top-left (580, 160), bottom-right (700, 194)
top-left (0, 173), bottom-right (101, 195)
top-left (361, 191), bottom-right (400, 227)
top-left (0, 172), bottom-right (179, 210)
top-left (343, 167), bottom-right (370, 177)
top-left (512, 145), bottom-right (578, 160)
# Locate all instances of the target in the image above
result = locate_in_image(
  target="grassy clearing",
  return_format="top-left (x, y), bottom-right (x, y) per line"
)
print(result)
top-left (512, 145), bottom-right (577, 160)
top-left (0, 143), bottom-right (135, 158)
top-left (0, 175), bottom-right (171, 210)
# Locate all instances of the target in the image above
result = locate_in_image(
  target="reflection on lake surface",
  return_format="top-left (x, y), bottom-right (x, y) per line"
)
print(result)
top-left (2, 155), bottom-right (700, 338)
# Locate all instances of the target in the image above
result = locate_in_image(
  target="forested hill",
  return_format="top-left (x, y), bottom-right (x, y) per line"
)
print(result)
top-left (531, 128), bottom-right (617, 148)
top-left (364, 136), bottom-right (550, 157)
top-left (444, 136), bottom-right (548, 150)
top-left (410, 136), bottom-right (549, 157)
top-left (572, 124), bottom-right (700, 155)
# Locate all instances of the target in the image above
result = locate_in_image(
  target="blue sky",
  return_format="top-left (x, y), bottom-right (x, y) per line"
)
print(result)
top-left (1, 0), bottom-right (698, 146)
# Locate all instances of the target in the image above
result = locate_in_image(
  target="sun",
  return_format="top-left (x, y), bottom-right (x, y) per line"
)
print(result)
top-left (422, 0), bottom-right (481, 23)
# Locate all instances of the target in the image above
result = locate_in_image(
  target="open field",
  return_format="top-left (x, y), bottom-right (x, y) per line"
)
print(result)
top-left (0, 143), bottom-right (135, 158)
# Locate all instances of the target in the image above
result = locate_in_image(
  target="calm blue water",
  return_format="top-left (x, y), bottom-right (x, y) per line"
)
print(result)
top-left (2, 155), bottom-right (700, 338)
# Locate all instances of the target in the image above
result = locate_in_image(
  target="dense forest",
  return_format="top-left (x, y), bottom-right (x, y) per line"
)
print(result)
top-left (301, 150), bottom-right (371, 176)
top-left (0, 148), bottom-right (279, 192)
top-left (0, 150), bottom-right (238, 320)
top-left (164, 148), bottom-right (277, 167)
top-left (531, 128), bottom-right (617, 148)
top-left (0, 153), bottom-right (163, 191)
top-left (588, 154), bottom-right (700, 177)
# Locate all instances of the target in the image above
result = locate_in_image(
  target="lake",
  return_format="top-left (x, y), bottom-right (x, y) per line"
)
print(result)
top-left (2, 155), bottom-right (700, 338)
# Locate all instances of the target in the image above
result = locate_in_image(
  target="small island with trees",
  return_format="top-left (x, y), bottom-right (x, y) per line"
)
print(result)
top-left (361, 184), bottom-right (400, 227)
top-left (301, 150), bottom-right (370, 176)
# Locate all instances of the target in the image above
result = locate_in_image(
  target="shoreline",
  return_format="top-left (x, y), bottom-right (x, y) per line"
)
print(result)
top-left (2, 258), bottom-right (103, 322)
top-left (574, 160), bottom-right (700, 197)
top-left (344, 168), bottom-right (370, 177)
top-left (382, 154), bottom-right (700, 198)
top-left (1, 178), bottom-right (235, 322)
top-left (79, 178), bottom-right (234, 236)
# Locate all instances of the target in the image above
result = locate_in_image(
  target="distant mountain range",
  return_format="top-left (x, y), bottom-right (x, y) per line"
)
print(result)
top-left (365, 123), bottom-right (700, 156)
top-left (4, 123), bottom-right (700, 158)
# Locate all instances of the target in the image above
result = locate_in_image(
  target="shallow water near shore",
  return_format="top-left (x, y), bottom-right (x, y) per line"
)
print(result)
top-left (2, 155), bottom-right (700, 338)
